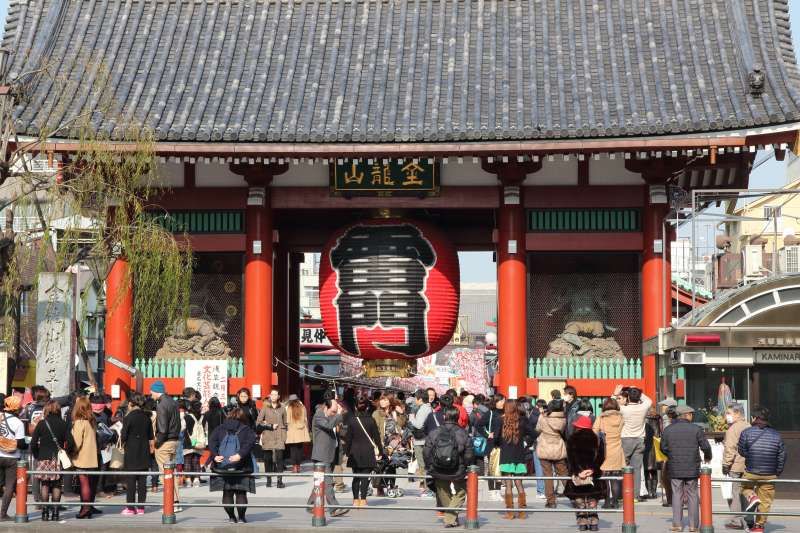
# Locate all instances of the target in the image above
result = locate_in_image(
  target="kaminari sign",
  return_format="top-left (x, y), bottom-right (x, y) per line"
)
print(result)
top-left (755, 349), bottom-right (800, 363)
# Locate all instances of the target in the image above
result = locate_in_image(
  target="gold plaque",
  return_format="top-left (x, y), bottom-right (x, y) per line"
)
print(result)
top-left (363, 359), bottom-right (416, 378)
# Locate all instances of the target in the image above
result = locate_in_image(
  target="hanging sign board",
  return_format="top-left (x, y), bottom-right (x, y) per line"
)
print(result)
top-left (331, 159), bottom-right (439, 197)
top-left (754, 349), bottom-right (800, 364)
top-left (185, 360), bottom-right (228, 401)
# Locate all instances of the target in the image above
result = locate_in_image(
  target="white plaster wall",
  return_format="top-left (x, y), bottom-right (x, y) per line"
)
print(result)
top-left (525, 158), bottom-right (578, 185)
top-left (155, 161), bottom-right (184, 187)
top-left (272, 162), bottom-right (329, 186)
top-left (440, 160), bottom-right (497, 185)
top-left (588, 157), bottom-right (644, 185)
top-left (195, 162), bottom-right (247, 187)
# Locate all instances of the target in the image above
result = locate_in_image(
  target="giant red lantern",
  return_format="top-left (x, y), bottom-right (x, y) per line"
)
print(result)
top-left (320, 218), bottom-right (460, 377)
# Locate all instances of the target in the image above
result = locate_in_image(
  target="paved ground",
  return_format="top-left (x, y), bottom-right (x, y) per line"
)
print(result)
top-left (4, 469), bottom-right (799, 532)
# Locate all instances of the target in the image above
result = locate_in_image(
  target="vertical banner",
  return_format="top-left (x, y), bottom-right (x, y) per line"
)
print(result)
top-left (185, 360), bottom-right (228, 402)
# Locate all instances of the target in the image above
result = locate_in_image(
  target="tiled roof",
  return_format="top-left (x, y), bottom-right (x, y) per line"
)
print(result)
top-left (4, 0), bottom-right (800, 143)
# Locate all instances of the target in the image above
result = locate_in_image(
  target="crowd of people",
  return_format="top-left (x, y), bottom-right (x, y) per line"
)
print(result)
top-left (0, 381), bottom-right (787, 532)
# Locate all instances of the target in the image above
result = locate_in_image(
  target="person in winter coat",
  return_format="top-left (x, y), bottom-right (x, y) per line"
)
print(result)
top-left (305, 398), bottom-right (349, 517)
top-left (372, 393), bottom-right (407, 495)
top-left (565, 416), bottom-right (606, 532)
top-left (614, 385), bottom-right (653, 503)
top-left (424, 407), bottom-right (474, 528)
top-left (738, 406), bottom-right (786, 533)
top-left (593, 398), bottom-right (625, 509)
top-left (643, 406), bottom-right (661, 500)
top-left (345, 397), bottom-right (382, 507)
top-left (228, 388), bottom-right (260, 430)
top-left (659, 405), bottom-right (712, 532)
top-left (256, 389), bottom-right (288, 488)
top-left (468, 395), bottom-right (491, 479)
top-left (529, 399), bottom-right (547, 499)
top-left (70, 396), bottom-right (100, 519)
top-left (183, 400), bottom-right (204, 487)
top-left (721, 403), bottom-right (750, 530)
top-left (208, 408), bottom-right (257, 523)
top-left (151, 381), bottom-right (181, 509)
top-left (120, 393), bottom-right (154, 516)
top-left (495, 400), bottom-right (537, 519)
top-left (30, 400), bottom-right (68, 521)
top-left (536, 399), bottom-right (569, 508)
top-left (485, 393), bottom-right (505, 498)
top-left (409, 390), bottom-right (433, 496)
top-left (284, 396), bottom-right (310, 473)
top-left (202, 397), bottom-right (226, 443)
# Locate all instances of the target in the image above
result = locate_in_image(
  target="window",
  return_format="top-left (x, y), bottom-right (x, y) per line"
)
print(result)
top-left (685, 366), bottom-right (749, 423)
top-left (758, 366), bottom-right (800, 431)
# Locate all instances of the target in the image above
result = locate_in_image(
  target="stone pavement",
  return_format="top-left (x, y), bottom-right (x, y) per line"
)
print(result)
top-left (4, 471), bottom-right (799, 532)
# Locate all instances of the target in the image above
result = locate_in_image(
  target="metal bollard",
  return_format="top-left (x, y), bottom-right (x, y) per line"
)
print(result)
top-left (15, 460), bottom-right (28, 523)
top-left (699, 467), bottom-right (714, 533)
top-left (621, 466), bottom-right (637, 533)
top-left (464, 465), bottom-right (480, 530)
top-left (162, 462), bottom-right (176, 525)
top-left (311, 462), bottom-right (327, 527)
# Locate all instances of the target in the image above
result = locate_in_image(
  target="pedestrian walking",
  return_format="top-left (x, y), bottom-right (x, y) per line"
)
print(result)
top-left (150, 380), bottom-right (182, 511)
top-left (285, 395), bottom-right (310, 473)
top-left (644, 405), bottom-right (661, 499)
top-left (70, 396), bottom-right (100, 519)
top-left (485, 393), bottom-right (505, 499)
top-left (656, 398), bottom-right (678, 507)
top-left (496, 399), bottom-right (536, 519)
top-left (738, 406), bottom-right (786, 533)
top-left (345, 397), bottom-right (382, 507)
top-left (659, 405), bottom-right (712, 532)
top-left (29, 399), bottom-right (66, 521)
top-left (120, 393), bottom-right (154, 516)
top-left (536, 399), bottom-right (569, 508)
top-left (305, 397), bottom-right (349, 516)
top-left (529, 399), bottom-right (547, 499)
top-left (208, 407), bottom-right (257, 523)
top-left (721, 403), bottom-right (750, 530)
top-left (423, 406), bottom-right (474, 528)
top-left (614, 385), bottom-right (652, 501)
top-left (593, 397), bottom-right (625, 509)
top-left (409, 389), bottom-right (433, 497)
top-left (256, 389), bottom-right (287, 488)
top-left (565, 415), bottom-right (605, 532)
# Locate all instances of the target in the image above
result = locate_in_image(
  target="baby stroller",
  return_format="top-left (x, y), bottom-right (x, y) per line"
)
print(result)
top-left (375, 433), bottom-right (413, 498)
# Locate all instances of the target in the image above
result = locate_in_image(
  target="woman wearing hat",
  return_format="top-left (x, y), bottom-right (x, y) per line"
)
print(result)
top-left (0, 396), bottom-right (27, 521)
top-left (565, 415), bottom-right (605, 532)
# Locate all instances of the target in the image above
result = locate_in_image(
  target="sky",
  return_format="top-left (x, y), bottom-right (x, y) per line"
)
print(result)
top-left (0, 0), bottom-right (798, 281)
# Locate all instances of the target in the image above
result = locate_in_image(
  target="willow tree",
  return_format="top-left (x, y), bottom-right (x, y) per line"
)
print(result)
top-left (0, 58), bottom-right (192, 391)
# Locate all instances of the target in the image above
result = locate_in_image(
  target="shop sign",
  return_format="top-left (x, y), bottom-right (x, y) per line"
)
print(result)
top-left (300, 325), bottom-right (331, 346)
top-left (754, 349), bottom-right (800, 364)
top-left (331, 159), bottom-right (438, 196)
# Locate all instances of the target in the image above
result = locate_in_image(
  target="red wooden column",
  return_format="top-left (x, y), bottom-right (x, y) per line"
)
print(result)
top-left (104, 257), bottom-right (134, 400)
top-left (483, 159), bottom-right (541, 397)
top-left (641, 193), bottom-right (670, 399)
top-left (273, 246), bottom-right (290, 398)
top-left (231, 163), bottom-right (288, 400)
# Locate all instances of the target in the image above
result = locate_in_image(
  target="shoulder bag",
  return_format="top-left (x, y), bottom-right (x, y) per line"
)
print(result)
top-left (355, 416), bottom-right (381, 459)
top-left (471, 411), bottom-right (490, 457)
top-left (44, 419), bottom-right (72, 470)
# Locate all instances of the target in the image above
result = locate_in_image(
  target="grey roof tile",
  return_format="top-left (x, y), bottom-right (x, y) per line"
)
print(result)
top-left (4, 0), bottom-right (800, 143)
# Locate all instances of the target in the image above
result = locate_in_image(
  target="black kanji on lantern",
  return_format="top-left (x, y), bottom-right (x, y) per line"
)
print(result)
top-left (330, 223), bottom-right (436, 357)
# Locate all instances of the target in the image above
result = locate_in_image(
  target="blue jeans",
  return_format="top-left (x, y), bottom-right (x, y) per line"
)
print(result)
top-left (533, 449), bottom-right (545, 494)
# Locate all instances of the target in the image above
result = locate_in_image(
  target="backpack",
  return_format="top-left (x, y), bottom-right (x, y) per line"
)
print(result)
top-left (217, 427), bottom-right (244, 468)
top-left (96, 422), bottom-right (117, 448)
top-left (189, 414), bottom-right (207, 449)
top-left (431, 427), bottom-right (460, 472)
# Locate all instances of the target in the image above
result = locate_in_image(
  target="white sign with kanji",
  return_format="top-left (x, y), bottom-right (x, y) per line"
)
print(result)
top-left (185, 360), bottom-right (228, 402)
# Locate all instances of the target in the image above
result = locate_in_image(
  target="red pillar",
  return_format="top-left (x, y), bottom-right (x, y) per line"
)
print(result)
top-left (273, 246), bottom-right (289, 399)
top-left (104, 257), bottom-right (133, 402)
top-left (244, 186), bottom-right (273, 399)
top-left (641, 187), bottom-right (670, 399)
top-left (497, 183), bottom-right (527, 398)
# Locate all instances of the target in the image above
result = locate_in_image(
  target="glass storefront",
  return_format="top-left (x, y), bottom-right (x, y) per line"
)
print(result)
top-left (685, 366), bottom-right (749, 424)
top-left (758, 366), bottom-right (800, 431)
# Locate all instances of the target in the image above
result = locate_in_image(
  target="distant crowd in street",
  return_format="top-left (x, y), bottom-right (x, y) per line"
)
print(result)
top-left (0, 381), bottom-right (787, 532)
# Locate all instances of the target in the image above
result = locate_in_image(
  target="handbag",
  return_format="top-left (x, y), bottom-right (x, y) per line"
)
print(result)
top-left (110, 442), bottom-right (125, 469)
top-left (355, 416), bottom-right (381, 459)
top-left (43, 419), bottom-right (72, 470)
top-left (471, 411), bottom-right (491, 457)
top-left (0, 414), bottom-right (18, 454)
top-left (488, 447), bottom-right (501, 477)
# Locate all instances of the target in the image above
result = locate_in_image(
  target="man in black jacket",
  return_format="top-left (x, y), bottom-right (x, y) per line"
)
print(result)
top-left (150, 381), bottom-right (182, 511)
top-left (424, 407), bottom-right (474, 528)
top-left (659, 405), bottom-right (712, 532)
top-left (738, 406), bottom-right (786, 533)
